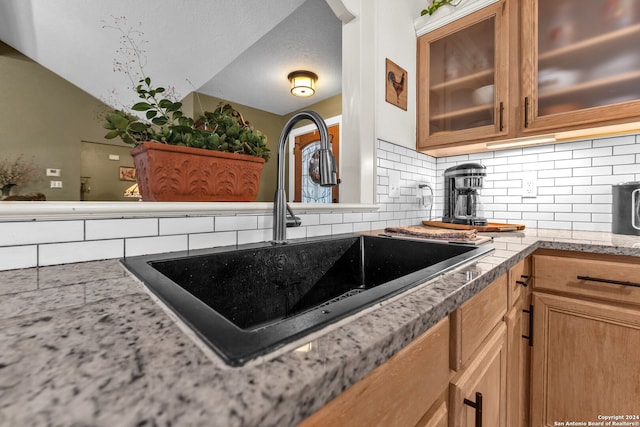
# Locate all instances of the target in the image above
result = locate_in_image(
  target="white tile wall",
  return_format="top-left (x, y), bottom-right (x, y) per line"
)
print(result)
top-left (376, 140), bottom-right (437, 225)
top-left (1, 133), bottom-right (638, 271)
top-left (437, 133), bottom-right (640, 232)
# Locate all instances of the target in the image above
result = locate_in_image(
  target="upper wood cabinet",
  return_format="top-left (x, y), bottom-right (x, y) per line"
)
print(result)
top-left (417, 0), bottom-right (640, 153)
top-left (521, 0), bottom-right (640, 133)
top-left (417, 0), bottom-right (511, 150)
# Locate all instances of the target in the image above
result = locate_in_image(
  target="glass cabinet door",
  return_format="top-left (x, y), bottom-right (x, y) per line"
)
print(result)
top-left (526, 0), bottom-right (640, 129)
top-left (417, 2), bottom-right (508, 149)
top-left (430, 17), bottom-right (496, 133)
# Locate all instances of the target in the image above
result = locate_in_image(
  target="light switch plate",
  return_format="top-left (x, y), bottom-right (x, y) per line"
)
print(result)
top-left (46, 168), bottom-right (61, 177)
top-left (50, 180), bottom-right (63, 188)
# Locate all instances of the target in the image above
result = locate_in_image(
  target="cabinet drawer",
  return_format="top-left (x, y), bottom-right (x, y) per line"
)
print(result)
top-left (450, 274), bottom-right (508, 371)
top-left (508, 257), bottom-right (531, 307)
top-left (533, 252), bottom-right (640, 306)
top-left (300, 317), bottom-right (450, 427)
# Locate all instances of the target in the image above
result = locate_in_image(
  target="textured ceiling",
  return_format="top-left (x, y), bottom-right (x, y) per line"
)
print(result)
top-left (0, 0), bottom-right (342, 116)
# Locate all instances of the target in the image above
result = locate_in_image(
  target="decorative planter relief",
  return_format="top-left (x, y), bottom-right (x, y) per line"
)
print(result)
top-left (131, 142), bottom-right (265, 202)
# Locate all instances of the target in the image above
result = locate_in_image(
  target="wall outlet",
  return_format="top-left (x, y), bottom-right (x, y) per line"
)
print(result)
top-left (522, 175), bottom-right (537, 198)
top-left (388, 170), bottom-right (401, 198)
top-left (50, 180), bottom-right (63, 189)
top-left (108, 154), bottom-right (120, 161)
top-left (46, 168), bottom-right (61, 177)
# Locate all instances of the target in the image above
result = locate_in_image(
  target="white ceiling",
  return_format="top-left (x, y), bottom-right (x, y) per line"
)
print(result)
top-left (0, 0), bottom-right (342, 116)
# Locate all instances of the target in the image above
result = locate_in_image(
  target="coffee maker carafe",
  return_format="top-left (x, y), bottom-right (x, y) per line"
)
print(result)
top-left (443, 163), bottom-right (487, 226)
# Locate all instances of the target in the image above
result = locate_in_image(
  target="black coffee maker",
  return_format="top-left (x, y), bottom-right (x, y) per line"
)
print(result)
top-left (443, 163), bottom-right (487, 226)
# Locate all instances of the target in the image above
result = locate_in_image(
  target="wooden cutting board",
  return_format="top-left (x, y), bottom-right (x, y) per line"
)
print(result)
top-left (422, 220), bottom-right (526, 232)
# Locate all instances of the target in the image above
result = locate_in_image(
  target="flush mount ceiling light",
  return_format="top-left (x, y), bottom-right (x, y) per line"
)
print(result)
top-left (288, 70), bottom-right (318, 97)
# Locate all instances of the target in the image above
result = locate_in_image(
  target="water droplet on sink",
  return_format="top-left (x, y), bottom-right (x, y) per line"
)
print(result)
top-left (321, 310), bottom-right (331, 314)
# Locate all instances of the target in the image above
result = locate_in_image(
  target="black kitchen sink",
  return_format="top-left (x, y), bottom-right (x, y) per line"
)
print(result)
top-left (123, 234), bottom-right (493, 366)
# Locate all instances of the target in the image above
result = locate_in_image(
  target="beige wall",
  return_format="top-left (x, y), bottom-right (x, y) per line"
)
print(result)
top-left (0, 42), bottom-right (114, 200)
top-left (80, 142), bottom-right (137, 201)
top-left (1, 41), bottom-right (342, 202)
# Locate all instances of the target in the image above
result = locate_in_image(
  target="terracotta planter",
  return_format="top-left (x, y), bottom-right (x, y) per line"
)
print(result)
top-left (131, 141), bottom-right (265, 202)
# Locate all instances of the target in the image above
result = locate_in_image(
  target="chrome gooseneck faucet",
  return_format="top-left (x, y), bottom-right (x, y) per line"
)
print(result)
top-left (273, 110), bottom-right (338, 244)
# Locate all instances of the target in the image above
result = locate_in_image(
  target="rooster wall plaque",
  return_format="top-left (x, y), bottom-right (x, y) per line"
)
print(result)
top-left (385, 58), bottom-right (407, 110)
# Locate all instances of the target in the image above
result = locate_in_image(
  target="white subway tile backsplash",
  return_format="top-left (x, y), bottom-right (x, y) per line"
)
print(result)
top-left (523, 212), bottom-right (554, 221)
top-left (188, 231), bottom-right (237, 250)
top-left (572, 147), bottom-right (612, 159)
top-left (538, 204), bottom-right (572, 212)
top-left (592, 174), bottom-right (635, 185)
top-left (572, 166), bottom-right (612, 177)
top-left (159, 217), bottom-right (214, 235)
top-left (125, 235), bottom-right (187, 257)
top-left (319, 213), bottom-right (344, 225)
top-left (538, 168), bottom-right (572, 178)
top-left (297, 214), bottom-right (320, 226)
top-left (573, 185), bottom-right (611, 194)
top-left (573, 204), bottom-right (610, 213)
top-left (555, 140), bottom-right (592, 151)
top-left (557, 177), bottom-right (591, 186)
top-left (215, 215), bottom-right (258, 231)
top-left (0, 245), bottom-right (37, 270)
top-left (538, 186), bottom-right (572, 195)
top-left (238, 229), bottom-right (271, 245)
top-left (307, 225), bottom-right (332, 237)
top-left (0, 221), bottom-right (84, 246)
top-left (40, 239), bottom-right (124, 266)
top-left (522, 160), bottom-right (555, 171)
top-left (332, 223), bottom-right (354, 235)
top-left (555, 158), bottom-right (591, 169)
top-left (538, 151), bottom-right (573, 162)
top-left (86, 218), bottom-right (157, 240)
top-left (592, 134), bottom-right (635, 147)
top-left (573, 222), bottom-right (611, 232)
top-left (538, 220), bottom-right (572, 230)
top-left (613, 143), bottom-right (640, 155)
top-left (257, 215), bottom-right (273, 230)
top-left (555, 212), bottom-right (591, 222)
top-left (352, 222), bottom-right (372, 232)
top-left (614, 164), bottom-right (640, 175)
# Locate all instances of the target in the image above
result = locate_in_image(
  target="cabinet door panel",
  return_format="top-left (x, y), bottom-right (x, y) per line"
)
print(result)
top-left (522, 0), bottom-right (640, 132)
top-left (417, 0), bottom-right (509, 149)
top-left (300, 317), bottom-right (450, 427)
top-left (450, 323), bottom-right (507, 427)
top-left (530, 292), bottom-right (640, 426)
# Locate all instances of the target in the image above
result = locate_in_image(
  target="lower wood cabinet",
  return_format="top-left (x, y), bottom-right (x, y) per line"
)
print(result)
top-left (531, 250), bottom-right (640, 427)
top-left (530, 292), bottom-right (640, 427)
top-left (449, 323), bottom-right (508, 427)
top-left (299, 316), bottom-right (450, 427)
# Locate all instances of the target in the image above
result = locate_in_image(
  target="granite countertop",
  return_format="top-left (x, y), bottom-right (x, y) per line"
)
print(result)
top-left (1, 229), bottom-right (640, 427)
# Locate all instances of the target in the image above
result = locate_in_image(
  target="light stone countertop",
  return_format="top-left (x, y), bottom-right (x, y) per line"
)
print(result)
top-left (1, 229), bottom-right (639, 427)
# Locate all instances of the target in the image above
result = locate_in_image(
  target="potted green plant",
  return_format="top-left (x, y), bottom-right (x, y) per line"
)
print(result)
top-left (103, 77), bottom-right (270, 202)
top-left (101, 17), bottom-right (270, 202)
top-left (420, 0), bottom-right (461, 16)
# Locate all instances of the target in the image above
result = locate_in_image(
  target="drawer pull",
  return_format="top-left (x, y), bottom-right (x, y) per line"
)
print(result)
top-left (463, 392), bottom-right (483, 427)
top-left (522, 304), bottom-right (533, 347)
top-left (516, 274), bottom-right (531, 287)
top-left (577, 276), bottom-right (640, 289)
